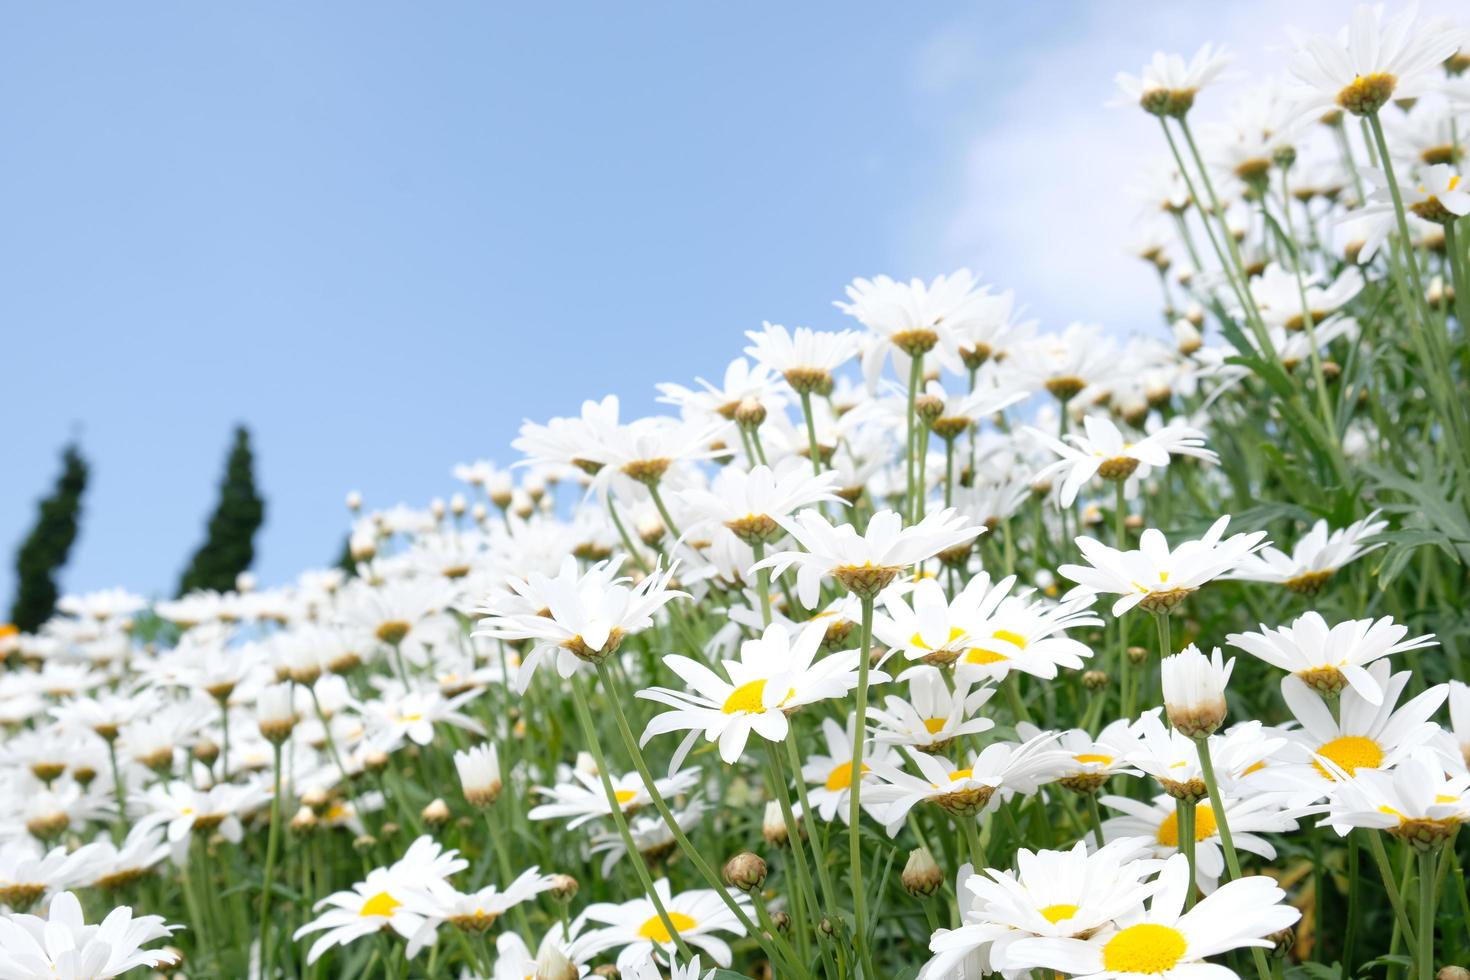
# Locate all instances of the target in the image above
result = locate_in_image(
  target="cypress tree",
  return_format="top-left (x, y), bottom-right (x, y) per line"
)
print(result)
top-left (178, 425), bottom-right (266, 596)
top-left (10, 443), bottom-right (89, 632)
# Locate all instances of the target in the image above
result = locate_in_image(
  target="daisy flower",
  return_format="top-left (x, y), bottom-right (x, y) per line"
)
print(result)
top-left (919, 838), bottom-right (1160, 979)
top-left (638, 620), bottom-right (873, 769)
top-left (1261, 662), bottom-right (1449, 804)
top-left (754, 507), bottom-right (983, 605)
top-left (1226, 610), bottom-right (1436, 703)
top-left (673, 459), bottom-right (843, 546)
top-left (1114, 43), bottom-right (1233, 117)
top-left (1005, 852), bottom-right (1298, 978)
top-left (0, 839), bottom-right (103, 911)
top-left (1100, 791), bottom-right (1296, 893)
top-left (580, 878), bottom-right (751, 974)
top-left (835, 269), bottom-right (990, 391)
top-left (83, 824), bottom-right (171, 893)
top-left (294, 836), bottom-right (468, 963)
top-left (475, 557), bottom-right (687, 693)
top-left (1059, 516), bottom-right (1269, 616)
top-left (1289, 4), bottom-right (1460, 117)
top-left (512, 394), bottom-right (623, 473)
top-left (951, 575), bottom-right (1101, 684)
top-left (1028, 415), bottom-right (1217, 507)
top-left (797, 714), bottom-right (898, 822)
top-left (1032, 719), bottom-right (1144, 796)
top-left (529, 767), bottom-right (699, 831)
top-left (1248, 263), bottom-right (1363, 333)
top-left (488, 922), bottom-right (595, 980)
top-left (0, 891), bottom-right (179, 978)
top-left (402, 865), bottom-right (559, 936)
top-left (743, 322), bottom-right (859, 394)
top-left (1227, 510), bottom-right (1387, 594)
top-left (866, 732), bottom-right (1070, 832)
top-left (1345, 164), bottom-right (1470, 262)
top-left (135, 780), bottom-right (269, 860)
top-left (868, 667), bottom-right (995, 754)
top-left (1319, 749), bottom-right (1469, 845)
top-left (589, 797), bottom-right (708, 876)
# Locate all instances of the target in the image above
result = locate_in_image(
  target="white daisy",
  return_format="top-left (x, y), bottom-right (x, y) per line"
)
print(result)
top-left (580, 878), bottom-right (751, 974)
top-left (1227, 510), bottom-right (1387, 593)
top-left (1028, 416), bottom-right (1217, 507)
top-left (798, 714), bottom-right (898, 822)
top-left (1226, 610), bottom-right (1436, 703)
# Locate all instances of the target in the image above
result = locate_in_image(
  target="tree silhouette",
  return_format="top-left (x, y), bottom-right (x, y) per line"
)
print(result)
top-left (178, 426), bottom-right (266, 596)
top-left (10, 443), bottom-right (89, 632)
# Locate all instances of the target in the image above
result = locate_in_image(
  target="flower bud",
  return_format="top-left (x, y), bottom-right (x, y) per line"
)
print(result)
top-left (770, 910), bottom-right (791, 933)
top-left (723, 851), bottom-right (768, 892)
top-left (734, 398), bottom-right (768, 429)
top-left (902, 847), bottom-right (943, 897)
top-left (422, 798), bottom-right (451, 827)
top-left (301, 788), bottom-right (330, 814)
top-left (1437, 968), bottom-right (1470, 980)
top-left (536, 945), bottom-right (581, 980)
top-left (1082, 670), bottom-right (1109, 691)
top-left (256, 683), bottom-right (297, 745)
top-left (1127, 645), bottom-right (1147, 665)
top-left (1173, 318), bottom-right (1202, 355)
top-left (363, 749), bottom-right (390, 774)
top-left (548, 873), bottom-right (579, 903)
top-left (289, 805), bottom-right (318, 836)
top-left (454, 744), bottom-right (503, 808)
top-left (762, 801), bottom-right (790, 846)
top-left (352, 834), bottom-right (378, 853)
top-left (1162, 644), bottom-right (1233, 738)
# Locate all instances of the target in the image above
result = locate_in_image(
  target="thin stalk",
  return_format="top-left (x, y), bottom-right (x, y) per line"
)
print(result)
top-left (763, 741), bottom-right (817, 964)
top-left (1196, 734), bottom-right (1271, 980)
top-left (607, 495), bottom-right (652, 575)
top-left (1365, 830), bottom-right (1418, 950)
top-left (259, 742), bottom-right (285, 980)
top-left (1178, 798), bottom-right (1197, 910)
top-left (752, 541), bottom-right (773, 627)
top-left (785, 729), bottom-right (842, 919)
top-left (592, 664), bottom-right (803, 975)
top-left (848, 596), bottom-right (876, 959)
top-left (905, 355), bottom-right (923, 523)
top-left (646, 481), bottom-right (683, 541)
top-left (1417, 847), bottom-right (1436, 980)
top-left (1086, 793), bottom-right (1105, 849)
top-left (566, 671), bottom-right (696, 962)
top-left (799, 390), bottom-right (824, 477)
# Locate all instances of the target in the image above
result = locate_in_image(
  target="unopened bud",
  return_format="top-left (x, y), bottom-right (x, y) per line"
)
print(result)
top-left (352, 834), bottom-right (378, 853)
top-left (289, 805), bottom-right (319, 836)
top-left (548, 873), bottom-right (579, 903)
top-left (192, 741), bottom-right (219, 767)
top-left (902, 847), bottom-right (943, 897)
top-left (363, 749), bottom-right (390, 774)
top-left (762, 801), bottom-right (790, 846)
top-left (915, 394), bottom-right (944, 424)
top-left (770, 910), bottom-right (791, 933)
top-left (1127, 645), bottom-right (1147, 666)
top-left (422, 798), bottom-right (451, 827)
top-left (1437, 968), bottom-right (1470, 980)
top-left (1082, 670), bottom-right (1109, 691)
top-left (734, 398), bottom-right (767, 428)
top-left (723, 851), bottom-right (768, 892)
top-left (301, 788), bottom-right (330, 813)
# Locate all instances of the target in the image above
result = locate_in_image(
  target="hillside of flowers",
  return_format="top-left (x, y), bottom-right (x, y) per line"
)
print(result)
top-left (6, 7), bottom-right (1470, 980)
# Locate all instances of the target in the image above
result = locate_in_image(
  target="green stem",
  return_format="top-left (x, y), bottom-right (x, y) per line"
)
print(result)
top-left (959, 814), bottom-right (985, 870)
top-left (259, 742), bottom-right (285, 980)
top-left (1365, 830), bottom-right (1418, 951)
top-left (753, 541), bottom-right (773, 627)
top-left (848, 596), bottom-right (876, 961)
top-left (1086, 793), bottom-right (1105, 849)
top-left (799, 391), bottom-right (824, 477)
top-left (647, 482), bottom-right (683, 541)
top-left (1179, 798), bottom-right (1197, 910)
top-left (566, 671), bottom-right (696, 962)
top-left (592, 664), bottom-right (804, 975)
top-left (785, 728), bottom-right (842, 919)
top-left (905, 355), bottom-right (923, 523)
top-left (1196, 734), bottom-right (1271, 980)
top-left (763, 741), bottom-right (816, 965)
top-left (1417, 846), bottom-right (1436, 980)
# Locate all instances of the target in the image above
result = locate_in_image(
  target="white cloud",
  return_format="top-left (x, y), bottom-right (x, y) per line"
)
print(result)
top-left (909, 0), bottom-right (1464, 332)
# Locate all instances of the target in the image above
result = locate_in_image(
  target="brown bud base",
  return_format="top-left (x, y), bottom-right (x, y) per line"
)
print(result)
top-left (1059, 772), bottom-right (1110, 795)
top-left (1044, 376), bottom-right (1087, 402)
top-left (1168, 703), bottom-right (1226, 739)
top-left (1137, 589), bottom-right (1194, 614)
top-left (375, 620), bottom-right (411, 645)
top-left (891, 328), bottom-right (939, 357)
top-left (562, 628), bottom-right (627, 665)
top-left (725, 513), bottom-right (782, 546)
top-left (931, 417), bottom-right (971, 441)
top-left (1283, 569), bottom-right (1333, 595)
top-left (784, 367), bottom-right (834, 396)
top-left (621, 458), bottom-right (672, 486)
top-left (1336, 73), bottom-right (1395, 116)
top-left (1097, 457), bottom-right (1141, 481)
top-left (0, 883), bottom-right (45, 911)
top-left (930, 784), bottom-right (996, 817)
top-left (1388, 816), bottom-right (1461, 852)
top-left (1160, 777), bottom-right (1209, 803)
top-left (833, 564), bottom-right (902, 600)
top-left (450, 911), bottom-right (502, 933)
top-left (1296, 665), bottom-right (1347, 698)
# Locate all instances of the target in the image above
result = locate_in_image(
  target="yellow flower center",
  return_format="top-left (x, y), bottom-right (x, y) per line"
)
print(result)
top-left (614, 789), bottom-right (639, 806)
top-left (1156, 804), bottom-right (1217, 847)
top-left (1074, 753), bottom-right (1113, 766)
top-left (400, 713), bottom-right (423, 723)
top-left (1102, 922), bottom-right (1189, 973)
top-left (824, 762), bottom-right (869, 791)
top-left (911, 626), bottom-right (966, 651)
top-left (963, 629), bottom-right (1026, 665)
top-left (636, 911), bottom-right (697, 943)
top-left (1313, 736), bottom-right (1384, 780)
top-left (721, 679), bottom-right (793, 714)
top-left (948, 768), bottom-right (973, 782)
top-left (923, 717), bottom-right (948, 734)
top-left (1040, 903), bottom-right (1080, 924)
top-left (360, 891), bottom-right (402, 918)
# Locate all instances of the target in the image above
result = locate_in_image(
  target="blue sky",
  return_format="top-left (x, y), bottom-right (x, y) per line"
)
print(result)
top-left (2, 1), bottom-right (1444, 602)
